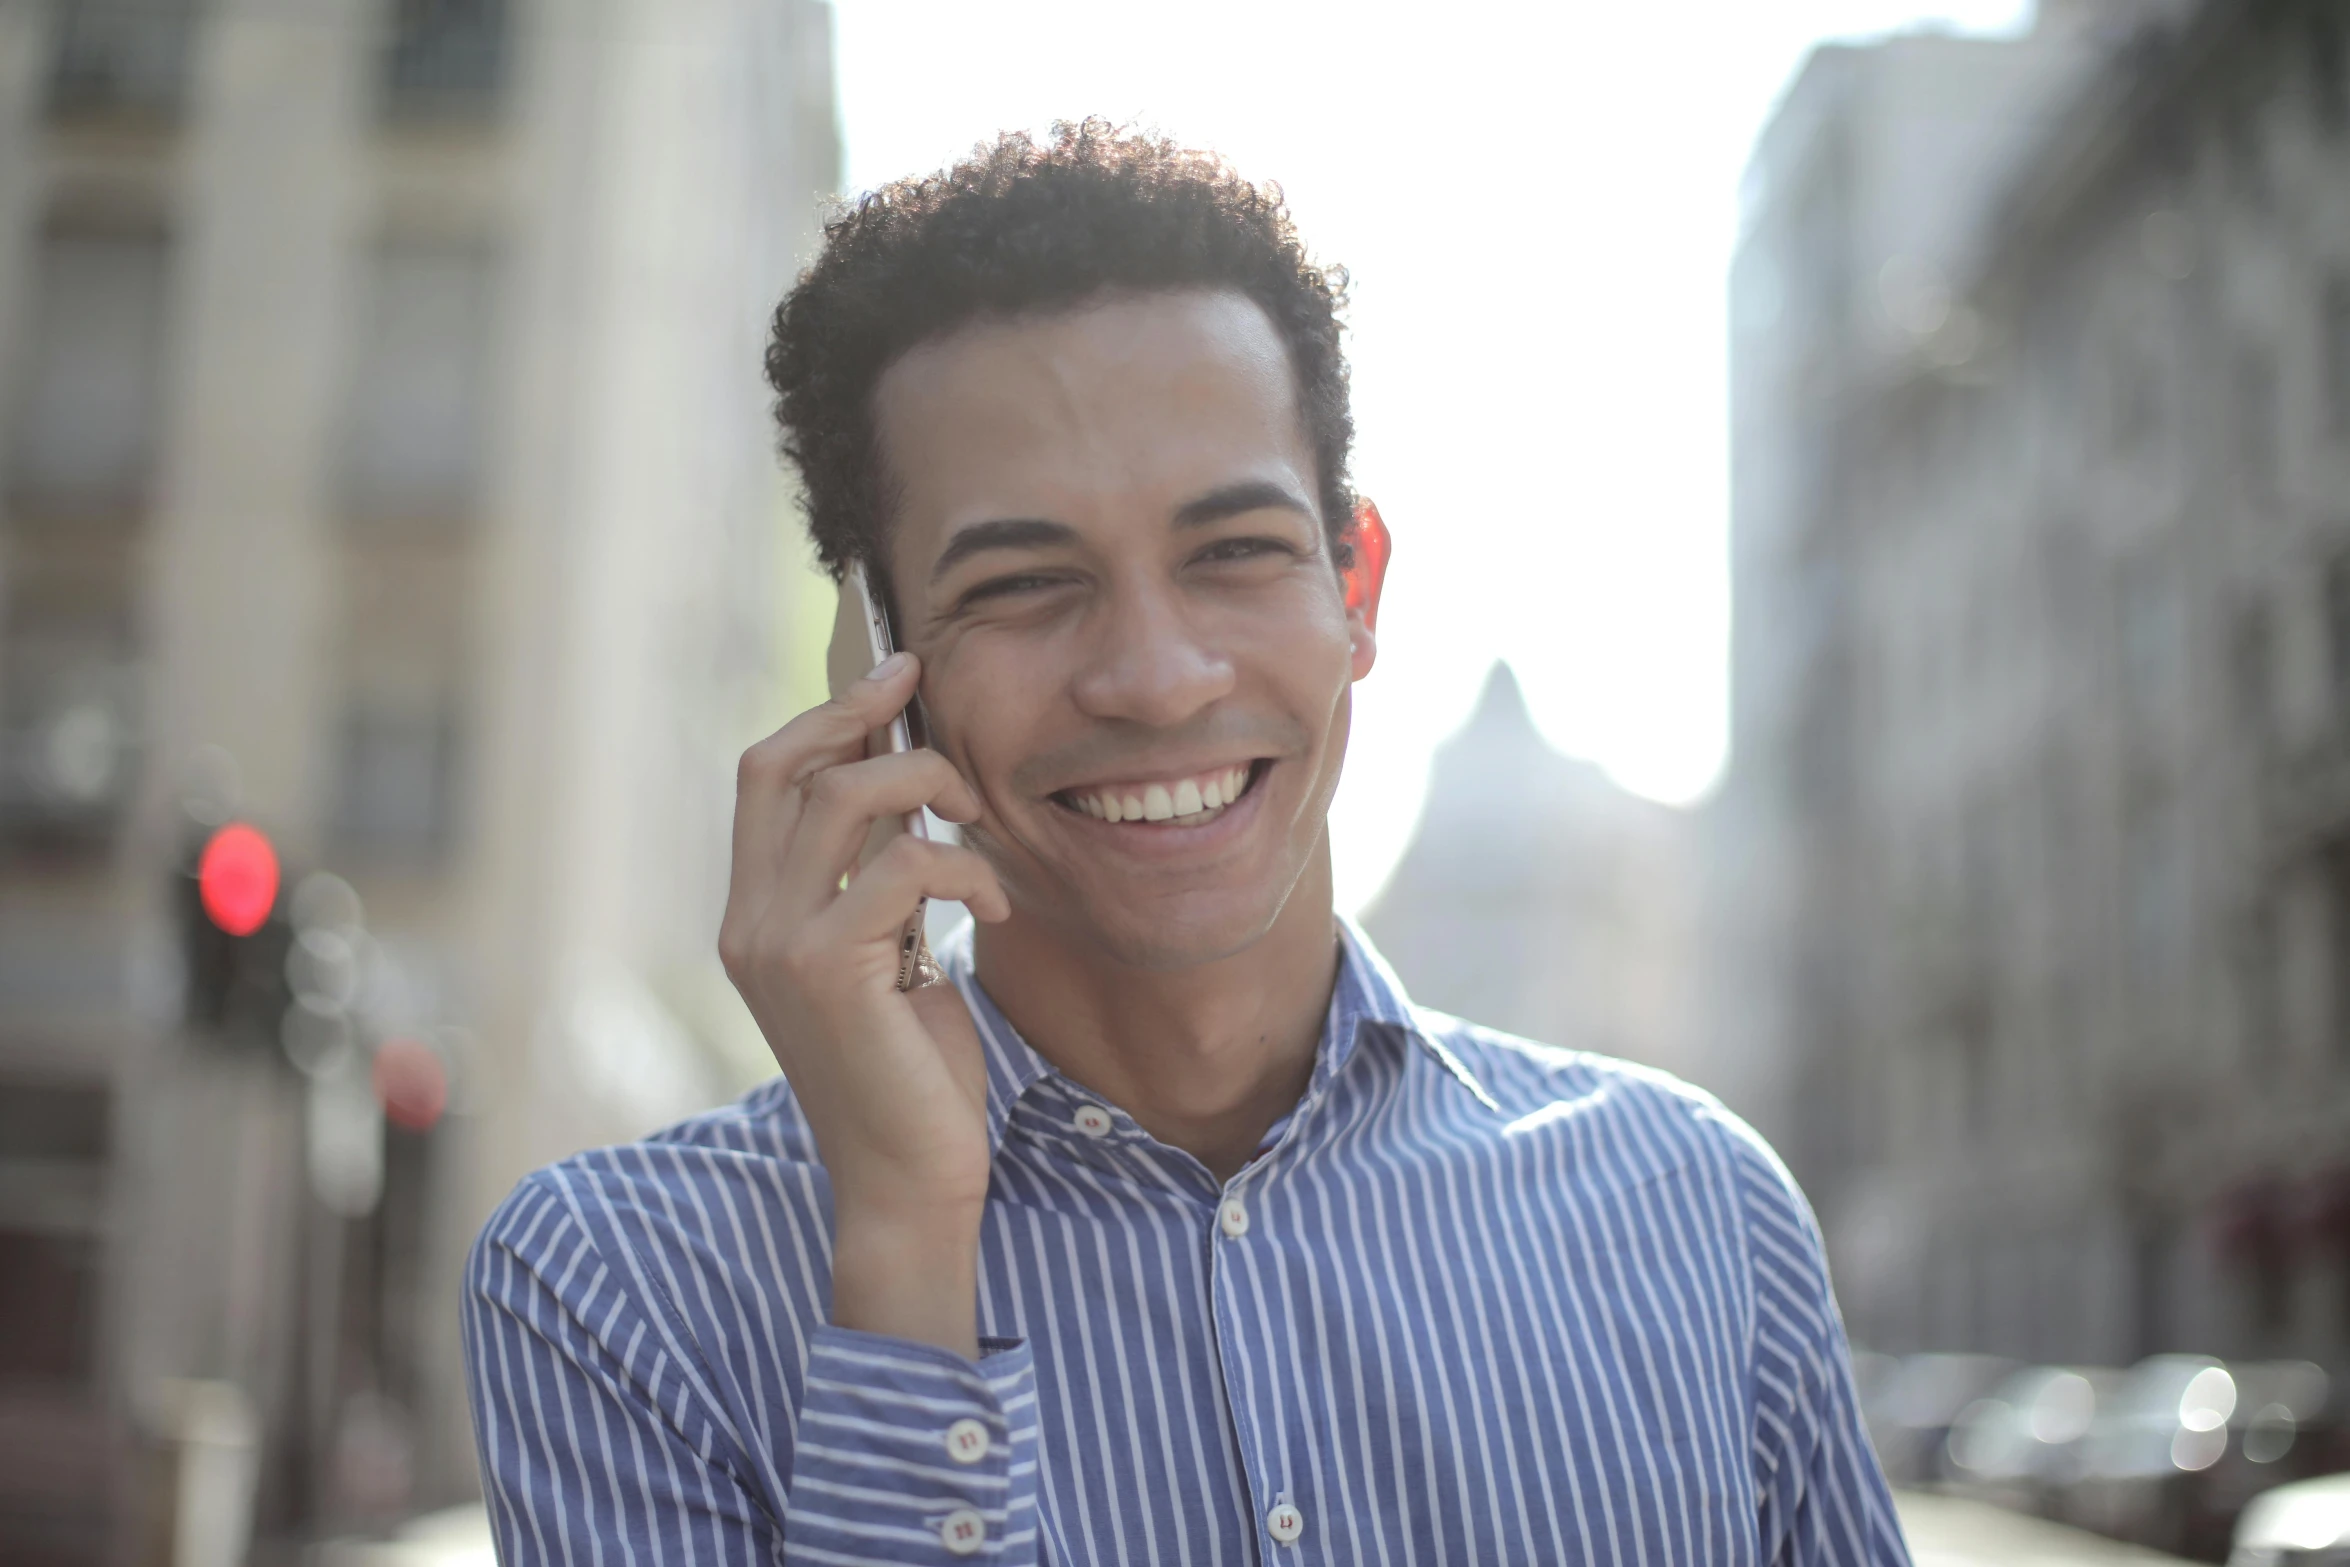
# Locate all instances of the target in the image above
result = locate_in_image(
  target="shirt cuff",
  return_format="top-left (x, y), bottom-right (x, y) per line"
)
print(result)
top-left (784, 1324), bottom-right (1039, 1563)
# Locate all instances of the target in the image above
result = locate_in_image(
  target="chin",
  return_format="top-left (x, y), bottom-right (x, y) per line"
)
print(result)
top-left (1067, 880), bottom-right (1294, 973)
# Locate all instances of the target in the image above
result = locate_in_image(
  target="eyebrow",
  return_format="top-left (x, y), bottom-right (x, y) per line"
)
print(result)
top-left (1172, 479), bottom-right (1317, 530)
top-left (928, 517), bottom-right (1076, 583)
top-left (929, 480), bottom-right (1317, 584)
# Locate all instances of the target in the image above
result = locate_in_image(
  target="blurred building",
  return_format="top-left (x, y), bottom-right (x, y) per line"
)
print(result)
top-left (0, 0), bottom-right (837, 1559)
top-left (1727, 0), bottom-right (2350, 1372)
top-left (1364, 662), bottom-right (1704, 1086)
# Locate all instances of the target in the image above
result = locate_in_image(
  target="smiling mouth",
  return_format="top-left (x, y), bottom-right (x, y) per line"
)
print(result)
top-left (1052, 760), bottom-right (1269, 826)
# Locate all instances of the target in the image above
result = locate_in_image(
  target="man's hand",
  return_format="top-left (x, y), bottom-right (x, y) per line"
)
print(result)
top-left (718, 652), bottom-right (1010, 1358)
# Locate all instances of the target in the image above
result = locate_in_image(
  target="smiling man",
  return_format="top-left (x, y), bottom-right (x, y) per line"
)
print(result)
top-left (463, 122), bottom-right (1909, 1566)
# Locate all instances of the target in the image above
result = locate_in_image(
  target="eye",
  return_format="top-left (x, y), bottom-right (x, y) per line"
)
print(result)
top-left (1191, 536), bottom-right (1297, 566)
top-left (955, 570), bottom-right (1076, 609)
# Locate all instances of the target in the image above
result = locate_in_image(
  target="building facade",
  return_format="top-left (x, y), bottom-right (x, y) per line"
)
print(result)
top-left (1727, 0), bottom-right (2350, 1371)
top-left (0, 0), bottom-right (838, 1557)
top-left (1365, 663), bottom-right (1705, 1090)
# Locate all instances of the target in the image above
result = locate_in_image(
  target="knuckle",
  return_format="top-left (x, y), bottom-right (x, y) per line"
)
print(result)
top-left (802, 767), bottom-right (847, 810)
top-left (820, 690), bottom-right (875, 729)
top-left (772, 933), bottom-right (824, 983)
top-left (877, 833), bottom-right (931, 873)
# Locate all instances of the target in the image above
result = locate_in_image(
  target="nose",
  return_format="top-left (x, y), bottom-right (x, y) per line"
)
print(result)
top-left (1070, 572), bottom-right (1235, 729)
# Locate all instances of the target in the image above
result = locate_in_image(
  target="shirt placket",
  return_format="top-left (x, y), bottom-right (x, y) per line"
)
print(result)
top-left (994, 1002), bottom-right (1366, 1563)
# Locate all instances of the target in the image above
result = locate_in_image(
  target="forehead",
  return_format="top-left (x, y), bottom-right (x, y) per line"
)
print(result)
top-left (871, 289), bottom-right (1314, 552)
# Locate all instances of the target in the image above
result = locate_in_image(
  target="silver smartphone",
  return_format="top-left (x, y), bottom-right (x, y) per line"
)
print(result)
top-left (824, 561), bottom-right (933, 989)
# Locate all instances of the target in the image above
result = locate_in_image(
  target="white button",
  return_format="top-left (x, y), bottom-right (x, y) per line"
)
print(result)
top-left (940, 1507), bottom-right (987, 1555)
top-left (943, 1417), bottom-right (990, 1464)
top-left (1267, 1500), bottom-right (1305, 1544)
top-left (1218, 1197), bottom-right (1249, 1238)
top-left (1072, 1103), bottom-right (1114, 1138)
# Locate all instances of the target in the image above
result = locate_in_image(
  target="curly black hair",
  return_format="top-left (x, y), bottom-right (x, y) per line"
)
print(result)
top-left (764, 118), bottom-right (1356, 581)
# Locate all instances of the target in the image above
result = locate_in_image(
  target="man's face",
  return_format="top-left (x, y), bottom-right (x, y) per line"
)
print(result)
top-left (874, 289), bottom-right (1376, 971)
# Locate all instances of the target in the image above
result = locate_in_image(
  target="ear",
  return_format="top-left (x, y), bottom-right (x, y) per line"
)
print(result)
top-left (1342, 497), bottom-right (1391, 678)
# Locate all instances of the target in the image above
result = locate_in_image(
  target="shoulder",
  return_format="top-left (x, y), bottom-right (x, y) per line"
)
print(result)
top-left (1420, 1009), bottom-right (1781, 1181)
top-left (468, 1074), bottom-right (832, 1309)
top-left (1410, 1008), bottom-right (1823, 1274)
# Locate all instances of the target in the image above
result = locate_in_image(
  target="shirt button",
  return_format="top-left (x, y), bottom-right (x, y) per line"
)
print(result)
top-left (1217, 1197), bottom-right (1249, 1238)
top-left (1072, 1103), bottom-right (1114, 1138)
top-left (940, 1507), bottom-right (987, 1555)
top-left (1267, 1500), bottom-right (1305, 1544)
top-left (943, 1417), bottom-right (989, 1464)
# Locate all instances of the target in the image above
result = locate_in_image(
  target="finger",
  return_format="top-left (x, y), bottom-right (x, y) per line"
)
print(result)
top-left (773, 651), bottom-right (925, 786)
top-left (724, 741), bottom-right (794, 948)
top-left (825, 836), bottom-right (1011, 942)
top-left (726, 653), bottom-right (925, 926)
top-left (779, 750), bottom-right (987, 915)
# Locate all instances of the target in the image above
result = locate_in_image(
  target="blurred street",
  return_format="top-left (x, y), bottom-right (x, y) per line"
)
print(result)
top-left (1898, 1492), bottom-right (2193, 1565)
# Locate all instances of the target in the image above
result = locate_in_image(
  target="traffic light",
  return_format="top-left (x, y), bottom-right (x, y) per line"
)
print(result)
top-left (177, 820), bottom-right (293, 1046)
top-left (172, 818), bottom-right (458, 1139)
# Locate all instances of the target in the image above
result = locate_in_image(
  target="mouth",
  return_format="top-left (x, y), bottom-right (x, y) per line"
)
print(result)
top-left (1050, 759), bottom-right (1270, 828)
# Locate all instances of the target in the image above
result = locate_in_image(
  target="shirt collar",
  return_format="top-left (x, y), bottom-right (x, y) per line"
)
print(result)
top-left (935, 914), bottom-right (1499, 1158)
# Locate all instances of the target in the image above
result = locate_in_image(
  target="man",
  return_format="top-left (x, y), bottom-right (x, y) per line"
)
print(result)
top-left (465, 121), bottom-right (1908, 1566)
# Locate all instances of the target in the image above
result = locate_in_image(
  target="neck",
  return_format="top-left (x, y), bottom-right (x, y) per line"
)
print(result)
top-left (971, 840), bottom-right (1342, 1184)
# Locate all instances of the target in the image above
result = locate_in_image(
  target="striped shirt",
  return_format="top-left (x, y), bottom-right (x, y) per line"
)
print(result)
top-left (464, 919), bottom-right (1909, 1566)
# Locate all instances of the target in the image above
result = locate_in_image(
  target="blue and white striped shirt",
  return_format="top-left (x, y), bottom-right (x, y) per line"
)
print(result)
top-left (464, 920), bottom-right (1908, 1566)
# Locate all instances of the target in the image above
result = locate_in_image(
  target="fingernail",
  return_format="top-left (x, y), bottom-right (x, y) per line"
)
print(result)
top-left (868, 652), bottom-right (911, 680)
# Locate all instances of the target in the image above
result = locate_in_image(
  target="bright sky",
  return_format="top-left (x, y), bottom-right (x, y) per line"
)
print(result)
top-left (830, 0), bottom-right (2035, 912)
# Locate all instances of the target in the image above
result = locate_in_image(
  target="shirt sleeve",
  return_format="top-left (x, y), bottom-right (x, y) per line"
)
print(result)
top-left (1731, 1135), bottom-right (1913, 1567)
top-left (464, 1173), bottom-right (1046, 1567)
top-left (463, 1176), bottom-right (780, 1566)
top-left (784, 1326), bottom-right (1042, 1563)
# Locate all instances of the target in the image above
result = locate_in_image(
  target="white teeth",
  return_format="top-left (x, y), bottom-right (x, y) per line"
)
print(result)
top-left (1070, 764), bottom-right (1257, 824)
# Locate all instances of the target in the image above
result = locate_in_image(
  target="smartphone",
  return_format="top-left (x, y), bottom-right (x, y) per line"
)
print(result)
top-left (825, 562), bottom-right (933, 990)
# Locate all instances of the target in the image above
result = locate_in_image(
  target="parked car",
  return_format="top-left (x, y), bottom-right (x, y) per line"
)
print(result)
top-left (1860, 1353), bottom-right (2017, 1487)
top-left (2229, 1471), bottom-right (2350, 1566)
top-left (2068, 1357), bottom-right (2335, 1559)
top-left (1943, 1364), bottom-right (2125, 1513)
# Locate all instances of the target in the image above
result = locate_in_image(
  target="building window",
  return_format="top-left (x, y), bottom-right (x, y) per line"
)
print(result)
top-left (2242, 909), bottom-right (2282, 1073)
top-left (340, 239), bottom-right (496, 525)
top-left (2325, 274), bottom-right (2350, 440)
top-left (2326, 551), bottom-right (2350, 717)
top-left (2117, 558), bottom-right (2183, 731)
top-left (2229, 596), bottom-right (2274, 750)
top-left (0, 595), bottom-right (139, 854)
top-left (2313, 4), bottom-right (2347, 137)
top-left (8, 227), bottom-right (171, 521)
top-left (0, 1081), bottom-right (110, 1388)
top-left (2125, 804), bottom-right (2188, 987)
top-left (2328, 846), bottom-right (2350, 1062)
top-left (380, 0), bottom-right (508, 120)
top-left (331, 696), bottom-right (461, 860)
top-left (46, 0), bottom-right (196, 121)
top-left (2107, 330), bottom-right (2161, 454)
top-left (2234, 347), bottom-right (2279, 509)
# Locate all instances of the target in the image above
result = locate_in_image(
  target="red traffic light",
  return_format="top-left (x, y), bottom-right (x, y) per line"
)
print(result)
top-left (197, 823), bottom-right (280, 936)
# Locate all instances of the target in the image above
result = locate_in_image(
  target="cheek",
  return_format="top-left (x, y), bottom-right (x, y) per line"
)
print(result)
top-left (922, 650), bottom-right (1047, 800)
top-left (1236, 604), bottom-right (1355, 728)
